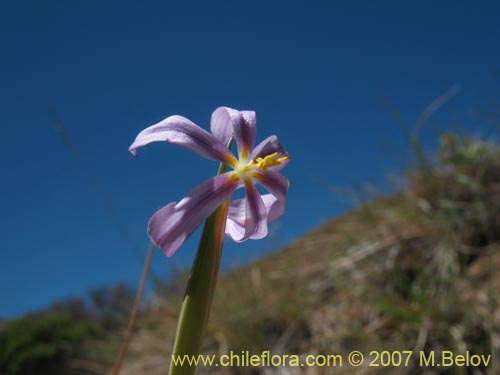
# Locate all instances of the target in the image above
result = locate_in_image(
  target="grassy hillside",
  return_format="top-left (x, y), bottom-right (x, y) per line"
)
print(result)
top-left (115, 134), bottom-right (499, 375)
top-left (2, 133), bottom-right (499, 375)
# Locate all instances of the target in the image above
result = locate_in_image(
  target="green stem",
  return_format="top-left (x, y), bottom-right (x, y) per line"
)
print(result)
top-left (168, 162), bottom-right (230, 375)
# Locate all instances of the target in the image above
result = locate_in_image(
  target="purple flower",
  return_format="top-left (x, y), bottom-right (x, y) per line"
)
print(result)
top-left (129, 107), bottom-right (290, 257)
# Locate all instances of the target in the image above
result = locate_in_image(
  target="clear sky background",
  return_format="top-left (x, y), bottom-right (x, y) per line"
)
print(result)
top-left (1, 1), bottom-right (499, 318)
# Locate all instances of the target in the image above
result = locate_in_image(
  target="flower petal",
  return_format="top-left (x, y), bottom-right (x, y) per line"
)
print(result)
top-left (226, 194), bottom-right (284, 241)
top-left (148, 172), bottom-right (241, 257)
top-left (227, 181), bottom-right (267, 242)
top-left (233, 110), bottom-right (257, 160)
top-left (244, 182), bottom-right (268, 240)
top-left (253, 170), bottom-right (289, 207)
top-left (250, 135), bottom-right (290, 172)
top-left (129, 115), bottom-right (237, 166)
top-left (210, 106), bottom-right (241, 146)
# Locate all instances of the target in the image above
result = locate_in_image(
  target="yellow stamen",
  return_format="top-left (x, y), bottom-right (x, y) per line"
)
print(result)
top-left (252, 152), bottom-right (288, 171)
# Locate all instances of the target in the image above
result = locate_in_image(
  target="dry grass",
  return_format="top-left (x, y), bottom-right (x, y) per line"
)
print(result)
top-left (111, 134), bottom-right (500, 375)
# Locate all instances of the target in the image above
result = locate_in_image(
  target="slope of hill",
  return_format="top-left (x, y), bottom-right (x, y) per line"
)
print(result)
top-left (2, 133), bottom-right (499, 375)
top-left (115, 134), bottom-right (499, 375)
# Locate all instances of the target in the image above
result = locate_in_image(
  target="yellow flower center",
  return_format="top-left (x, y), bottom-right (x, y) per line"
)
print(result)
top-left (233, 152), bottom-right (288, 179)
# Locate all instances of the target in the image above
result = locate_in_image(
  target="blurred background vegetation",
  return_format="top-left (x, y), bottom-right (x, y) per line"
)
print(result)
top-left (2, 102), bottom-right (499, 375)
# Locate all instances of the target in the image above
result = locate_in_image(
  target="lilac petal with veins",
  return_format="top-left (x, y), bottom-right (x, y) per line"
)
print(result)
top-left (226, 194), bottom-right (284, 241)
top-left (210, 106), bottom-right (241, 146)
top-left (129, 115), bottom-right (237, 166)
top-left (233, 110), bottom-right (257, 160)
top-left (148, 172), bottom-right (241, 257)
top-left (239, 181), bottom-right (268, 241)
top-left (253, 169), bottom-right (289, 207)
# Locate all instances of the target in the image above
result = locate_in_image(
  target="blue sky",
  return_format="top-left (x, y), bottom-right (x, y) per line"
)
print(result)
top-left (1, 1), bottom-right (499, 318)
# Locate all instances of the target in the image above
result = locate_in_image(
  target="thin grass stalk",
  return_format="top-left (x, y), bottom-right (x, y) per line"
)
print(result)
top-left (110, 242), bottom-right (154, 375)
